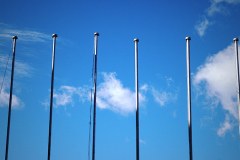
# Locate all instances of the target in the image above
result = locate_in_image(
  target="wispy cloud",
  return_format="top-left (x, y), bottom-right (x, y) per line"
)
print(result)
top-left (140, 139), bottom-right (146, 145)
top-left (193, 43), bottom-right (240, 137)
top-left (217, 114), bottom-right (234, 137)
top-left (0, 54), bottom-right (33, 77)
top-left (53, 85), bottom-right (89, 107)
top-left (195, 17), bottom-right (211, 37)
top-left (173, 110), bottom-right (177, 118)
top-left (195, 0), bottom-right (240, 36)
top-left (151, 87), bottom-right (177, 106)
top-left (0, 54), bottom-right (33, 109)
top-left (0, 84), bottom-right (24, 109)
top-left (140, 84), bottom-right (148, 92)
top-left (0, 23), bottom-right (51, 42)
top-left (207, 0), bottom-right (240, 16)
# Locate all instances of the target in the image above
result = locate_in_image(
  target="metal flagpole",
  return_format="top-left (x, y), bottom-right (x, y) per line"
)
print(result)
top-left (185, 37), bottom-right (193, 160)
top-left (48, 34), bottom-right (58, 160)
top-left (92, 32), bottom-right (99, 160)
top-left (5, 36), bottom-right (18, 160)
top-left (233, 38), bottom-right (240, 138)
top-left (134, 38), bottom-right (139, 160)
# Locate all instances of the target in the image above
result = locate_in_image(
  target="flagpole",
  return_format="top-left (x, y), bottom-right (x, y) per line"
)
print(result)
top-left (47, 34), bottom-right (58, 160)
top-left (134, 38), bottom-right (139, 160)
top-left (185, 37), bottom-right (193, 160)
top-left (92, 32), bottom-right (99, 160)
top-left (5, 36), bottom-right (18, 160)
top-left (233, 38), bottom-right (240, 138)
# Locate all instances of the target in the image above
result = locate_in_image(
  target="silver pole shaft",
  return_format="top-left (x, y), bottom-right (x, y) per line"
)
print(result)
top-left (186, 37), bottom-right (193, 160)
top-left (134, 38), bottom-right (139, 160)
top-left (5, 36), bottom-right (18, 160)
top-left (92, 32), bottom-right (99, 160)
top-left (233, 38), bottom-right (240, 138)
top-left (48, 34), bottom-right (58, 160)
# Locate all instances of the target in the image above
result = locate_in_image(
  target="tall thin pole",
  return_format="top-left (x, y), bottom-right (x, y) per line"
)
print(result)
top-left (233, 38), bottom-right (240, 138)
top-left (5, 36), bottom-right (18, 160)
top-left (186, 37), bottom-right (193, 160)
top-left (92, 32), bottom-right (99, 160)
top-left (48, 34), bottom-right (58, 160)
top-left (134, 38), bottom-right (139, 160)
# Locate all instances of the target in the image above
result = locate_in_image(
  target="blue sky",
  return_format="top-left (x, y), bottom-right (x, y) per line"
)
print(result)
top-left (0, 0), bottom-right (240, 159)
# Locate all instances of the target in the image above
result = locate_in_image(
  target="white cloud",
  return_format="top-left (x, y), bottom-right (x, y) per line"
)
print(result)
top-left (217, 114), bottom-right (234, 137)
top-left (0, 54), bottom-right (32, 109)
top-left (97, 72), bottom-right (146, 115)
top-left (0, 23), bottom-right (51, 43)
top-left (195, 0), bottom-right (240, 36)
top-left (207, 0), bottom-right (240, 16)
top-left (48, 72), bottom-right (179, 115)
top-left (206, 2), bottom-right (226, 16)
top-left (195, 18), bottom-right (210, 37)
top-left (0, 54), bottom-right (33, 77)
top-left (49, 72), bottom-right (147, 115)
top-left (173, 110), bottom-right (177, 118)
top-left (151, 87), bottom-right (177, 106)
top-left (53, 85), bottom-right (89, 107)
top-left (194, 43), bottom-right (240, 137)
top-left (0, 84), bottom-right (23, 109)
top-left (140, 139), bottom-right (146, 144)
top-left (140, 84), bottom-right (148, 91)
top-left (166, 77), bottom-right (173, 86)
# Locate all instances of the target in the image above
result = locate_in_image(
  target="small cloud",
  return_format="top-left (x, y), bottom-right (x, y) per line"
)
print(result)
top-left (0, 54), bottom-right (33, 78)
top-left (217, 114), bottom-right (234, 137)
top-left (173, 110), bottom-right (177, 118)
top-left (0, 85), bottom-right (24, 109)
top-left (53, 85), bottom-right (89, 107)
top-left (207, 0), bottom-right (240, 16)
top-left (200, 116), bottom-right (213, 127)
top-left (151, 87), bottom-right (177, 106)
top-left (206, 2), bottom-right (225, 16)
top-left (97, 72), bottom-right (146, 115)
top-left (0, 53), bottom-right (32, 109)
top-left (195, 18), bottom-right (210, 37)
top-left (166, 77), bottom-right (173, 86)
top-left (140, 84), bottom-right (148, 91)
top-left (195, 0), bottom-right (240, 36)
top-left (140, 139), bottom-right (146, 145)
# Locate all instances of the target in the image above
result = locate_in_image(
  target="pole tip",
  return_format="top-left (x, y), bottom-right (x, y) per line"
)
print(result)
top-left (134, 38), bottom-right (139, 42)
top-left (12, 36), bottom-right (18, 40)
top-left (94, 32), bottom-right (99, 36)
top-left (52, 34), bottom-right (58, 38)
top-left (185, 37), bottom-right (191, 40)
top-left (233, 38), bottom-right (239, 42)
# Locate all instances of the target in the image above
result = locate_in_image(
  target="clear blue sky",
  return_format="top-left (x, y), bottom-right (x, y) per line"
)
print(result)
top-left (0, 0), bottom-right (240, 160)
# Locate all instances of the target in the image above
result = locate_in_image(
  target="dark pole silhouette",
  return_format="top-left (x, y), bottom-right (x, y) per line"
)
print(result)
top-left (47, 34), bottom-right (58, 160)
top-left (5, 36), bottom-right (18, 160)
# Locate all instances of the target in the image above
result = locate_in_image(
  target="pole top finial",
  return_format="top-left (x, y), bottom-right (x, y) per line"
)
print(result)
top-left (233, 38), bottom-right (239, 42)
top-left (134, 38), bottom-right (139, 42)
top-left (94, 32), bottom-right (99, 36)
top-left (185, 37), bottom-right (191, 41)
top-left (12, 36), bottom-right (18, 40)
top-left (52, 34), bottom-right (58, 38)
